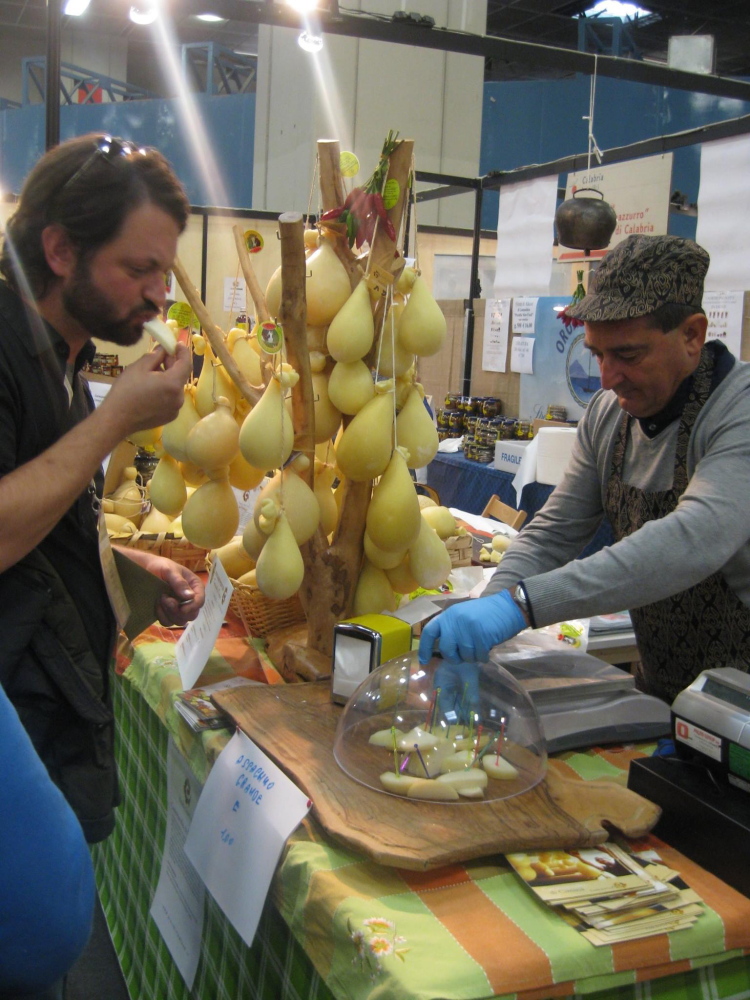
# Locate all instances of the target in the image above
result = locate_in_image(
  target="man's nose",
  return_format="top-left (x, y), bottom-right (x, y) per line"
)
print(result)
top-left (598, 357), bottom-right (623, 390)
top-left (144, 273), bottom-right (167, 311)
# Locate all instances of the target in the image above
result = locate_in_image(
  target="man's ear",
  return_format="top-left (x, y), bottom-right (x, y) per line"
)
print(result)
top-left (681, 312), bottom-right (708, 359)
top-left (40, 224), bottom-right (77, 279)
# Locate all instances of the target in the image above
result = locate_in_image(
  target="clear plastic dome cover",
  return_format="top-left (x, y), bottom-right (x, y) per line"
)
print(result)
top-left (333, 651), bottom-right (547, 804)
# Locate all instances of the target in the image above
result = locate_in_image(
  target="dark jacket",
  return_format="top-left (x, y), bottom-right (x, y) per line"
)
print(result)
top-left (0, 547), bottom-right (118, 843)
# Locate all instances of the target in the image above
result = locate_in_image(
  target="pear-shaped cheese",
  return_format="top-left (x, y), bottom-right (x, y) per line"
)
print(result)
top-left (162, 387), bottom-right (200, 463)
top-left (255, 511), bottom-right (305, 600)
top-left (397, 275), bottom-right (447, 357)
top-left (409, 517), bottom-right (453, 590)
top-left (230, 331), bottom-right (263, 385)
top-left (363, 533), bottom-right (406, 570)
top-left (396, 385), bottom-right (439, 469)
top-left (327, 360), bottom-right (376, 415)
top-left (210, 536), bottom-right (255, 580)
top-left (227, 450), bottom-right (266, 492)
top-left (326, 279), bottom-right (375, 363)
top-left (313, 461), bottom-right (338, 536)
top-left (149, 453), bottom-right (187, 517)
top-left (377, 301), bottom-right (413, 378)
top-left (185, 396), bottom-right (239, 470)
top-left (311, 371), bottom-right (342, 443)
top-left (194, 351), bottom-right (237, 417)
top-left (239, 365), bottom-right (298, 471)
top-left (181, 472), bottom-right (239, 549)
top-left (352, 560), bottom-right (397, 616)
top-left (304, 241), bottom-right (352, 327)
top-left (420, 505), bottom-right (458, 540)
top-left (253, 466), bottom-right (320, 546)
top-left (366, 446), bottom-right (421, 553)
top-left (335, 382), bottom-right (394, 482)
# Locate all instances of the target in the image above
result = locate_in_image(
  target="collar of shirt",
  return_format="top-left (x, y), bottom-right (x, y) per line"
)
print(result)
top-left (637, 340), bottom-right (735, 439)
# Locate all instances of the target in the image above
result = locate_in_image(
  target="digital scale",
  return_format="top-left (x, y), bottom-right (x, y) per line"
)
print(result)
top-left (671, 666), bottom-right (750, 793)
top-left (626, 667), bottom-right (750, 897)
top-left (498, 651), bottom-right (671, 753)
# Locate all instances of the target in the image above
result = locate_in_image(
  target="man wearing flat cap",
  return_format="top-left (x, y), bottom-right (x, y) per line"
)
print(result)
top-left (420, 234), bottom-right (750, 704)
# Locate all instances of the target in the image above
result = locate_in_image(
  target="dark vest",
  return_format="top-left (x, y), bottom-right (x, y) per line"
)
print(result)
top-left (605, 346), bottom-right (750, 704)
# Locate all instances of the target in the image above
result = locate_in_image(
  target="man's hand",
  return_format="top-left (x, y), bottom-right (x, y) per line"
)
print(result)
top-left (100, 344), bottom-right (192, 439)
top-left (118, 548), bottom-right (206, 627)
top-left (154, 560), bottom-right (205, 628)
top-left (418, 590), bottom-right (527, 665)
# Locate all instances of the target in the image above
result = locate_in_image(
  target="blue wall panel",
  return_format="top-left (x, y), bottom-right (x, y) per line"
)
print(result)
top-left (480, 76), bottom-right (750, 233)
top-left (0, 92), bottom-right (254, 208)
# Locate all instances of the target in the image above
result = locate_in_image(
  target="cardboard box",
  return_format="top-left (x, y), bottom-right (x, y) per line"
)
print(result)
top-left (532, 418), bottom-right (575, 436)
top-left (493, 439), bottom-right (530, 474)
top-left (445, 533), bottom-right (472, 567)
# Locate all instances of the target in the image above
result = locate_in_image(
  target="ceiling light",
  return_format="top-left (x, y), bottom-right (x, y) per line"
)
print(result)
top-left (196, 12), bottom-right (226, 21)
top-left (287, 0), bottom-right (319, 13)
top-left (129, 4), bottom-right (158, 25)
top-left (298, 30), bottom-right (323, 53)
top-left (64, 0), bottom-right (91, 14)
top-left (581, 1), bottom-right (652, 18)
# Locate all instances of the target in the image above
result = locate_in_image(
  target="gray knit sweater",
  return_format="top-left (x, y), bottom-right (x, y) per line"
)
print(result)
top-left (484, 357), bottom-right (750, 628)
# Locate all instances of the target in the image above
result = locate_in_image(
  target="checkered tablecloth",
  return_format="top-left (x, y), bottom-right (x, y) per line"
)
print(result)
top-left (96, 632), bottom-right (750, 1000)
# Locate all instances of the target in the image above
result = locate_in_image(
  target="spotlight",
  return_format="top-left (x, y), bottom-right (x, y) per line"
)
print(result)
top-left (196, 12), bottom-right (226, 21)
top-left (298, 30), bottom-right (323, 53)
top-left (64, 0), bottom-right (91, 14)
top-left (129, 4), bottom-right (158, 25)
top-left (287, 0), bottom-right (319, 12)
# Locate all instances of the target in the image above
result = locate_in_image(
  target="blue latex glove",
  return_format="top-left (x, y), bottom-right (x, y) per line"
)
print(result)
top-left (418, 591), bottom-right (527, 665)
top-left (433, 660), bottom-right (481, 726)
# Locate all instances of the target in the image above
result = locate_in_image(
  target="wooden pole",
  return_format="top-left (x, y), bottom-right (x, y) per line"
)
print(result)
top-left (278, 213), bottom-right (315, 478)
top-left (172, 257), bottom-right (262, 407)
top-left (318, 139), bottom-right (346, 211)
top-left (232, 225), bottom-right (271, 324)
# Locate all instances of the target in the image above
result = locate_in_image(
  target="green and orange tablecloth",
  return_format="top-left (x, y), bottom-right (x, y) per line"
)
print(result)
top-left (96, 619), bottom-right (750, 1000)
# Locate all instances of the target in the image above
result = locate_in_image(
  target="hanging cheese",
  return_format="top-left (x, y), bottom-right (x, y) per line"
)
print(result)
top-left (239, 364), bottom-right (298, 471)
top-left (365, 446), bottom-right (421, 553)
top-left (335, 380), bottom-right (394, 482)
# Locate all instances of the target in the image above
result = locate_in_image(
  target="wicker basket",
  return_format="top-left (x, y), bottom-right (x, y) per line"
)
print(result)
top-left (111, 531), bottom-right (209, 573)
top-left (230, 582), bottom-right (306, 638)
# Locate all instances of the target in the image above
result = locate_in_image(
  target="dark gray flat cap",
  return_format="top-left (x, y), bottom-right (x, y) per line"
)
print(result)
top-left (566, 234), bottom-right (709, 323)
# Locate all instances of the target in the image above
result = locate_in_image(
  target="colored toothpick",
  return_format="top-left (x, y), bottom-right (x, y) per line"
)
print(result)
top-left (414, 743), bottom-right (430, 778)
top-left (391, 726), bottom-right (399, 777)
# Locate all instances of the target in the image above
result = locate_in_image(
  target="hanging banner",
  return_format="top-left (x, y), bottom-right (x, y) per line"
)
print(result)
top-left (558, 154), bottom-right (673, 263)
top-left (696, 134), bottom-right (750, 291)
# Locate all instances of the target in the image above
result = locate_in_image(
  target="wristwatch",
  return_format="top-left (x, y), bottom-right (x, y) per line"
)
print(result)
top-left (513, 583), bottom-right (533, 627)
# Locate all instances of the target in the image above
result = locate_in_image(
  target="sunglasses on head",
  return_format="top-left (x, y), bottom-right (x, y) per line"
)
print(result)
top-left (61, 135), bottom-right (146, 192)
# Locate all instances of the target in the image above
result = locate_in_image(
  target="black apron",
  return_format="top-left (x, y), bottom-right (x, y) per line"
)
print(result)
top-left (605, 346), bottom-right (750, 704)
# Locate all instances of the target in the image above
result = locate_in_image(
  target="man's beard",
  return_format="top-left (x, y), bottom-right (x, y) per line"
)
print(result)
top-left (62, 259), bottom-right (155, 346)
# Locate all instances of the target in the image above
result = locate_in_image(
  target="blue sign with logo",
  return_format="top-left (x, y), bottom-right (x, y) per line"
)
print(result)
top-left (518, 297), bottom-right (601, 421)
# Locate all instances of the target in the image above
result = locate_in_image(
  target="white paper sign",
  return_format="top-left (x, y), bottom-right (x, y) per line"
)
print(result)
top-left (702, 289), bottom-right (744, 356)
top-left (150, 740), bottom-right (205, 989)
top-left (511, 336), bottom-right (535, 374)
top-left (697, 134), bottom-right (750, 291)
top-left (223, 277), bottom-right (247, 314)
top-left (184, 729), bottom-right (311, 948)
top-left (232, 484), bottom-right (265, 532)
top-left (176, 558), bottom-right (233, 690)
top-left (494, 176), bottom-right (558, 297)
top-left (482, 298), bottom-right (510, 372)
top-left (512, 297), bottom-right (539, 334)
top-left (86, 378), bottom-right (113, 473)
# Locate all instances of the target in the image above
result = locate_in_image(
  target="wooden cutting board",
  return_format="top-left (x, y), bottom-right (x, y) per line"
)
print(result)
top-left (213, 681), bottom-right (660, 871)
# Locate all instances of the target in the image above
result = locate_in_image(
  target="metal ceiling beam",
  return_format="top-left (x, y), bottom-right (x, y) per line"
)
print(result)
top-left (481, 110), bottom-right (750, 187)
top-left (179, 0), bottom-right (750, 101)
